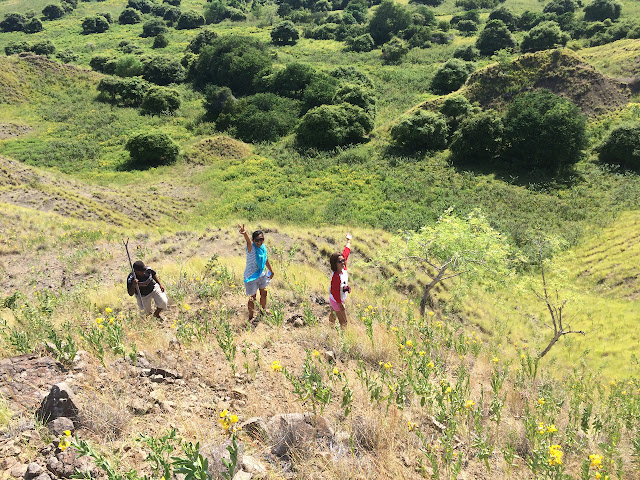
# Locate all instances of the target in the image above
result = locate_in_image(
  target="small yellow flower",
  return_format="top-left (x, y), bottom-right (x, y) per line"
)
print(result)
top-left (419, 350), bottom-right (426, 357)
top-left (427, 361), bottom-right (434, 369)
top-left (548, 444), bottom-right (563, 466)
top-left (383, 362), bottom-right (393, 370)
top-left (538, 397), bottom-right (546, 406)
top-left (95, 317), bottom-right (104, 325)
top-left (492, 357), bottom-right (499, 363)
top-left (406, 340), bottom-right (413, 348)
top-left (391, 326), bottom-right (398, 332)
top-left (408, 421), bottom-right (418, 431)
top-left (105, 307), bottom-right (113, 314)
top-left (538, 422), bottom-right (545, 435)
top-left (547, 424), bottom-right (557, 434)
top-left (108, 317), bottom-right (115, 325)
top-left (333, 368), bottom-right (339, 375)
top-left (521, 353), bottom-right (526, 359)
top-left (312, 350), bottom-right (320, 357)
top-left (446, 386), bottom-right (452, 394)
top-left (595, 473), bottom-right (601, 479)
top-left (183, 304), bottom-right (190, 311)
top-left (435, 321), bottom-right (443, 328)
top-left (63, 430), bottom-right (71, 436)
top-left (465, 400), bottom-right (475, 409)
top-left (428, 311), bottom-right (434, 316)
top-left (271, 360), bottom-right (282, 372)
top-left (589, 454), bottom-right (602, 469)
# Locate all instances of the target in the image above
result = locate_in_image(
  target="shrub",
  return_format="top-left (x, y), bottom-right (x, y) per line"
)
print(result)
top-left (381, 37), bottom-right (409, 64)
top-left (203, 85), bottom-right (237, 121)
top-left (0, 13), bottom-right (27, 32)
top-left (345, 0), bottom-right (368, 22)
top-left (227, 8), bottom-right (247, 22)
top-left (369, 0), bottom-right (411, 45)
top-left (301, 74), bottom-right (339, 112)
top-left (42, 5), bottom-right (65, 20)
top-left (346, 33), bottom-right (375, 52)
top-left (150, 4), bottom-right (168, 17)
top-left (127, 0), bottom-right (152, 14)
top-left (90, 55), bottom-right (113, 72)
top-left (141, 18), bottom-right (168, 37)
top-left (99, 12), bottom-right (113, 24)
top-left (543, 0), bottom-right (579, 15)
top-left (330, 66), bottom-right (374, 88)
top-left (583, 0), bottom-right (621, 22)
top-left (439, 95), bottom-right (472, 131)
top-left (163, 7), bottom-right (181, 24)
top-left (153, 33), bottom-right (169, 48)
top-left (186, 28), bottom-right (218, 54)
top-left (97, 76), bottom-right (150, 106)
top-left (176, 11), bottom-right (205, 29)
top-left (23, 18), bottom-right (43, 34)
top-left (119, 8), bottom-right (141, 24)
top-left (115, 55), bottom-right (144, 77)
top-left (502, 89), bottom-right (587, 172)
top-left (5, 41), bottom-right (31, 55)
top-left (164, 0), bottom-right (181, 5)
top-left (430, 59), bottom-right (474, 95)
top-left (271, 20), bottom-right (300, 45)
top-left (143, 56), bottom-right (186, 85)
top-left (61, 0), bottom-right (77, 13)
top-left (518, 10), bottom-right (544, 31)
top-left (140, 86), bottom-right (181, 115)
top-left (125, 132), bottom-right (179, 168)
top-left (30, 40), bottom-right (56, 56)
top-left (521, 21), bottom-right (570, 52)
top-left (410, 0), bottom-right (444, 5)
top-left (82, 15), bottom-right (110, 34)
top-left (56, 49), bottom-right (78, 62)
top-left (296, 103), bottom-right (373, 149)
top-left (204, 0), bottom-right (228, 24)
top-left (456, 19), bottom-right (478, 35)
top-left (598, 124), bottom-right (640, 170)
top-left (488, 6), bottom-right (518, 31)
top-left (222, 93), bottom-right (301, 143)
top-left (270, 63), bottom-right (315, 98)
top-left (390, 110), bottom-right (449, 151)
top-left (450, 110), bottom-right (503, 163)
top-left (453, 45), bottom-right (479, 61)
top-left (191, 35), bottom-right (272, 95)
top-left (334, 84), bottom-right (376, 116)
top-left (476, 19), bottom-right (516, 56)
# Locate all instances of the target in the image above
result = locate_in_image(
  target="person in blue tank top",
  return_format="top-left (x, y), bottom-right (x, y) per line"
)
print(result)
top-left (239, 224), bottom-right (274, 323)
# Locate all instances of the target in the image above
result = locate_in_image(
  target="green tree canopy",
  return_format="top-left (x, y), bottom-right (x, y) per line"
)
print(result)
top-left (368, 0), bottom-right (412, 45)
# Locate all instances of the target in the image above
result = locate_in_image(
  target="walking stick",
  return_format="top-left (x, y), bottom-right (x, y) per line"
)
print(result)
top-left (123, 238), bottom-right (141, 298)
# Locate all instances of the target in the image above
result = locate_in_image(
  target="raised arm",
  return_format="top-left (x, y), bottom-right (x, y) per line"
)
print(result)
top-left (238, 223), bottom-right (252, 252)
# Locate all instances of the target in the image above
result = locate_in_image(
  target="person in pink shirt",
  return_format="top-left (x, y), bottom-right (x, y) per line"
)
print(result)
top-left (329, 233), bottom-right (352, 327)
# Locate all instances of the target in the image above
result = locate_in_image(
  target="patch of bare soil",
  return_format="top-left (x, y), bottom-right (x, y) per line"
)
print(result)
top-left (461, 49), bottom-right (630, 117)
top-left (0, 124), bottom-right (32, 140)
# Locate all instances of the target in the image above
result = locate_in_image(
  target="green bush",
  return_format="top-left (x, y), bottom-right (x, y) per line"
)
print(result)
top-left (42, 5), bottom-right (65, 20)
top-left (270, 63), bottom-right (315, 99)
top-left (97, 76), bottom-right (150, 106)
top-left (221, 93), bottom-right (301, 143)
top-left (301, 74), bottom-right (339, 112)
top-left (176, 10), bottom-right (205, 29)
top-left (453, 45), bottom-right (479, 61)
top-left (450, 109), bottom-right (503, 163)
top-left (127, 0), bottom-right (152, 14)
top-left (543, 0), bottom-right (579, 15)
top-left (430, 59), bottom-right (474, 95)
top-left (334, 84), bottom-right (376, 116)
top-left (119, 8), bottom-right (142, 24)
top-left (296, 103), bottom-right (373, 149)
top-left (115, 55), bottom-right (144, 77)
top-left (521, 21), bottom-right (570, 52)
top-left (191, 35), bottom-right (272, 95)
top-left (125, 132), bottom-right (179, 168)
top-left (381, 37), bottom-right (409, 64)
top-left (584, 0), bottom-right (622, 22)
top-left (456, 19), bottom-right (478, 35)
top-left (140, 86), bottom-right (181, 115)
top-left (346, 33), bottom-right (375, 52)
top-left (82, 15), bottom-right (109, 34)
top-left (141, 18), bottom-right (168, 37)
top-left (5, 41), bottom-right (31, 55)
top-left (476, 19), bottom-right (515, 56)
top-left (271, 20), bottom-right (300, 45)
top-left (203, 0), bottom-right (228, 24)
top-left (598, 124), bottom-right (640, 170)
top-left (439, 95), bottom-right (472, 132)
top-left (390, 110), bottom-right (449, 151)
top-left (368, 0), bottom-right (411, 45)
top-left (186, 28), bottom-right (218, 54)
top-left (488, 6), bottom-right (518, 31)
top-left (153, 33), bottom-right (169, 48)
top-left (0, 13), bottom-right (27, 32)
top-left (30, 40), bottom-right (56, 56)
top-left (163, 7), bottom-right (181, 24)
top-left (203, 85), bottom-right (237, 121)
top-left (143, 56), bottom-right (186, 85)
top-left (503, 89), bottom-right (587, 172)
top-left (23, 18), bottom-right (43, 34)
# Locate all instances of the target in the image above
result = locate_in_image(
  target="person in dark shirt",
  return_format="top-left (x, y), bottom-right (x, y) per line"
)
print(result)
top-left (127, 260), bottom-right (167, 319)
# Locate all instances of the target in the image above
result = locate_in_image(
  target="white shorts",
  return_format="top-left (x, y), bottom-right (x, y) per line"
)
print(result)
top-left (244, 273), bottom-right (270, 296)
top-left (136, 284), bottom-right (168, 314)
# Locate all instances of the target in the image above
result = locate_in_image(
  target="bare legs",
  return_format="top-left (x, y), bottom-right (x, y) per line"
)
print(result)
top-left (329, 309), bottom-right (347, 327)
top-left (248, 289), bottom-right (268, 320)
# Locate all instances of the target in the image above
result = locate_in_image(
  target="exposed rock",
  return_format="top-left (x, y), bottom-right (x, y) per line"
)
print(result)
top-left (10, 463), bottom-right (28, 478)
top-left (47, 447), bottom-right (96, 478)
top-left (33, 474), bottom-right (51, 480)
top-left (242, 455), bottom-right (267, 478)
top-left (203, 438), bottom-right (244, 480)
top-left (26, 462), bottom-right (44, 478)
top-left (266, 413), bottom-right (334, 459)
top-left (293, 319), bottom-right (304, 328)
top-left (129, 397), bottom-right (152, 415)
top-left (231, 388), bottom-right (247, 400)
top-left (0, 355), bottom-right (65, 413)
top-left (323, 350), bottom-right (335, 363)
top-left (239, 417), bottom-right (269, 444)
top-left (35, 382), bottom-right (79, 423)
top-left (48, 417), bottom-right (74, 436)
top-left (232, 471), bottom-right (252, 480)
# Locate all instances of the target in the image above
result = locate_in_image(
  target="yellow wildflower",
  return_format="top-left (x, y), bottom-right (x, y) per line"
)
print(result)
top-left (548, 445), bottom-right (563, 466)
top-left (538, 422), bottom-right (545, 435)
top-left (105, 307), bottom-right (113, 314)
top-left (271, 360), bottom-right (282, 372)
top-left (408, 421), bottom-right (418, 432)
top-left (333, 368), bottom-right (339, 375)
top-left (95, 317), bottom-right (104, 325)
top-left (538, 397), bottom-right (546, 406)
top-left (427, 361), bottom-right (434, 369)
top-left (183, 304), bottom-right (190, 311)
top-left (547, 424), bottom-right (557, 434)
top-left (446, 386), bottom-right (452, 394)
top-left (465, 400), bottom-right (475, 409)
top-left (492, 357), bottom-right (499, 363)
top-left (419, 350), bottom-right (426, 357)
top-left (392, 326), bottom-right (398, 332)
top-left (589, 454), bottom-right (602, 469)
top-left (428, 311), bottom-right (434, 316)
top-left (383, 362), bottom-right (393, 370)
top-left (312, 349), bottom-right (320, 357)
top-left (406, 340), bottom-right (413, 348)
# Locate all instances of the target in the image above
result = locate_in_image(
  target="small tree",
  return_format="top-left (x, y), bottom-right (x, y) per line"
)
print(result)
top-left (141, 18), bottom-right (168, 37)
top-left (203, 85), bottom-right (237, 121)
top-left (186, 28), bottom-right (218, 54)
top-left (449, 110), bottom-right (504, 163)
top-left (543, 0), bottom-right (578, 15)
top-left (119, 8), bottom-right (141, 24)
top-left (23, 18), bottom-right (43, 34)
top-left (30, 40), bottom-right (56, 56)
top-left (153, 33), bottom-right (169, 48)
top-left (296, 103), bottom-right (373, 149)
top-left (176, 11), bottom-right (205, 29)
top-left (128, 0), bottom-right (152, 14)
top-left (163, 7), bottom-right (181, 24)
top-left (369, 0), bottom-right (412, 45)
top-left (0, 13), bottom-right (27, 32)
top-left (390, 110), bottom-right (449, 151)
top-left (82, 15), bottom-right (110, 34)
top-left (42, 5), bottom-right (65, 20)
top-left (125, 132), bottom-right (179, 168)
top-left (488, 6), bottom-right (518, 31)
top-left (5, 41), bottom-right (31, 55)
top-left (520, 21), bottom-right (569, 52)
top-left (583, 0), bottom-right (622, 22)
top-left (141, 86), bottom-right (181, 115)
top-left (115, 55), bottom-right (144, 77)
top-left (475, 19), bottom-right (515, 56)
top-left (381, 37), bottom-right (409, 64)
top-left (439, 95), bottom-right (472, 132)
top-left (430, 59), bottom-right (474, 95)
top-left (347, 33), bottom-right (375, 52)
top-left (271, 20), bottom-right (300, 45)
top-left (598, 124), bottom-right (640, 170)
top-left (143, 56), bottom-right (186, 85)
top-left (204, 0), bottom-right (228, 24)
top-left (386, 209), bottom-right (515, 314)
top-left (453, 45), bottom-right (479, 61)
top-left (271, 63), bottom-right (315, 99)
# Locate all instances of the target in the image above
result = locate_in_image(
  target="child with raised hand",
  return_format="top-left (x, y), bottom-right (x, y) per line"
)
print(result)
top-left (239, 224), bottom-right (274, 323)
top-left (329, 233), bottom-right (352, 327)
